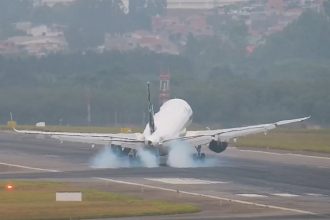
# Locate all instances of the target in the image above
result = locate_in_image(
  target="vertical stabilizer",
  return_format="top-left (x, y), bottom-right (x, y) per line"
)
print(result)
top-left (147, 82), bottom-right (156, 134)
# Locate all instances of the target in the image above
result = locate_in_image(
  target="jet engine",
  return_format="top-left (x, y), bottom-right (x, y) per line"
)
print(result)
top-left (208, 140), bottom-right (228, 153)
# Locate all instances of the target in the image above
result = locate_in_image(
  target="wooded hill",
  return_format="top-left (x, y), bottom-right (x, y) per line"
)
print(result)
top-left (0, 8), bottom-right (330, 127)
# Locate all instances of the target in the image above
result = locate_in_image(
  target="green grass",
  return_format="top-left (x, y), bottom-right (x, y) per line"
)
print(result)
top-left (236, 128), bottom-right (330, 153)
top-left (0, 181), bottom-right (199, 220)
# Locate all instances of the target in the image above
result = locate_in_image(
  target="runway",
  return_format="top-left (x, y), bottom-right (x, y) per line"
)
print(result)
top-left (0, 131), bottom-right (329, 219)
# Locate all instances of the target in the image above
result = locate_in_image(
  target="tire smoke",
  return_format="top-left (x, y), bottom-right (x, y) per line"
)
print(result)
top-left (90, 142), bottom-right (218, 168)
top-left (89, 147), bottom-right (130, 168)
top-left (89, 146), bottom-right (159, 168)
top-left (137, 148), bottom-right (159, 168)
top-left (167, 141), bottom-right (218, 168)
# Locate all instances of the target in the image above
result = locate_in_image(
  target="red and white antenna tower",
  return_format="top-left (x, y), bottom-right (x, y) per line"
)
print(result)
top-left (159, 69), bottom-right (171, 106)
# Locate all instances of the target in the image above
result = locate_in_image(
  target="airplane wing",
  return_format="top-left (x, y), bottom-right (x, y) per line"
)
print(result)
top-left (171, 116), bottom-right (310, 146)
top-left (13, 116), bottom-right (310, 150)
top-left (13, 128), bottom-right (144, 149)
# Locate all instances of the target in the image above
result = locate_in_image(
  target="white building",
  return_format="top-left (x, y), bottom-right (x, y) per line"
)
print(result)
top-left (167, 0), bottom-right (249, 10)
top-left (34, 0), bottom-right (76, 7)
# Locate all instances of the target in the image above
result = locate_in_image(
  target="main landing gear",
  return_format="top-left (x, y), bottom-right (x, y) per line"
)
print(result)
top-left (128, 149), bottom-right (140, 165)
top-left (128, 147), bottom-right (160, 166)
top-left (109, 145), bottom-right (141, 165)
top-left (110, 145), bottom-right (130, 157)
top-left (193, 145), bottom-right (205, 161)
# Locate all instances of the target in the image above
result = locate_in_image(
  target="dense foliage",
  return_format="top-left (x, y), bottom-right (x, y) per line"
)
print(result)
top-left (0, 0), bottom-right (164, 48)
top-left (0, 2), bottom-right (329, 127)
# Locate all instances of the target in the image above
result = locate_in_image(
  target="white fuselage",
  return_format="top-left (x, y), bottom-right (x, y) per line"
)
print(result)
top-left (143, 99), bottom-right (193, 145)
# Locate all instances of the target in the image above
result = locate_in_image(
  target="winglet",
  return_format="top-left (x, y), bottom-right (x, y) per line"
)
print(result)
top-left (275, 116), bottom-right (310, 126)
top-left (147, 82), bottom-right (155, 134)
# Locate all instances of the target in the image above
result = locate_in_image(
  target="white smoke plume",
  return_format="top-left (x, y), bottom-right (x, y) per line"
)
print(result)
top-left (167, 141), bottom-right (218, 168)
top-left (89, 147), bottom-right (130, 168)
top-left (137, 148), bottom-right (159, 168)
top-left (90, 142), bottom-right (218, 168)
top-left (89, 146), bottom-right (159, 168)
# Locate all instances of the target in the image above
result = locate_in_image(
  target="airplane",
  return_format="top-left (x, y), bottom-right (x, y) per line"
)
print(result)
top-left (14, 82), bottom-right (310, 165)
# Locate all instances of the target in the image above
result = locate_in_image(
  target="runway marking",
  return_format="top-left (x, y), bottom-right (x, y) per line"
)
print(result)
top-left (305, 193), bottom-right (325, 197)
top-left (145, 178), bottom-right (227, 185)
top-left (236, 193), bottom-right (268, 198)
top-left (272, 193), bottom-right (299, 197)
top-left (96, 178), bottom-right (316, 215)
top-left (237, 149), bottom-right (330, 160)
top-left (237, 193), bottom-right (327, 198)
top-left (0, 162), bottom-right (59, 172)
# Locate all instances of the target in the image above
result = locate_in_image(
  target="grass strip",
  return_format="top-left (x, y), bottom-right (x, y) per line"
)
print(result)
top-left (236, 128), bottom-right (330, 153)
top-left (0, 181), bottom-right (199, 220)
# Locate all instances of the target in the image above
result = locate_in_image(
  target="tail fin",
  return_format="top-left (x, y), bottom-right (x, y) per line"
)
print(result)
top-left (147, 82), bottom-right (155, 134)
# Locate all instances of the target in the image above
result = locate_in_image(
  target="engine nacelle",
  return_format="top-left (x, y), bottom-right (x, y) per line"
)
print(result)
top-left (208, 140), bottom-right (228, 153)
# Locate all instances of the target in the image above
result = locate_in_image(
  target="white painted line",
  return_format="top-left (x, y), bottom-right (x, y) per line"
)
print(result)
top-left (0, 162), bottom-right (58, 172)
top-left (238, 149), bottom-right (330, 160)
top-left (305, 193), bottom-right (325, 197)
top-left (237, 193), bottom-right (268, 198)
top-left (287, 153), bottom-right (330, 160)
top-left (145, 178), bottom-right (227, 185)
top-left (238, 149), bottom-right (282, 156)
top-left (96, 178), bottom-right (316, 215)
top-left (272, 193), bottom-right (299, 197)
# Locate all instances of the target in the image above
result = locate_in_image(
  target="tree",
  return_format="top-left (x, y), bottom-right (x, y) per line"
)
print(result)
top-left (146, 0), bottom-right (167, 16)
top-left (252, 10), bottom-right (330, 63)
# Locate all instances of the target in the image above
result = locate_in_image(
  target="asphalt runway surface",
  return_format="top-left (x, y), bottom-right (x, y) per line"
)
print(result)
top-left (0, 131), bottom-right (329, 219)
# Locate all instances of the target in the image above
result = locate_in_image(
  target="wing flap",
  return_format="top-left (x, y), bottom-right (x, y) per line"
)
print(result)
top-left (14, 128), bottom-right (144, 145)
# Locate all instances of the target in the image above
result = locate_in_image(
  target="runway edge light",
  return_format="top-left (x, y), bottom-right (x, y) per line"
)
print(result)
top-left (5, 183), bottom-right (15, 191)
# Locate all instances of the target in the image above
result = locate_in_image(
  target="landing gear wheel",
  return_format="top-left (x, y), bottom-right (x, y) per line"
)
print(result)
top-left (111, 145), bottom-right (122, 155)
top-left (200, 153), bottom-right (206, 161)
top-left (193, 145), bottom-right (206, 161)
top-left (128, 149), bottom-right (140, 166)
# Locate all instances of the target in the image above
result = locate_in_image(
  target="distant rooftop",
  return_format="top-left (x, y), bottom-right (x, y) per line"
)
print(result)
top-left (167, 0), bottom-right (249, 10)
top-left (34, 0), bottom-right (76, 7)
